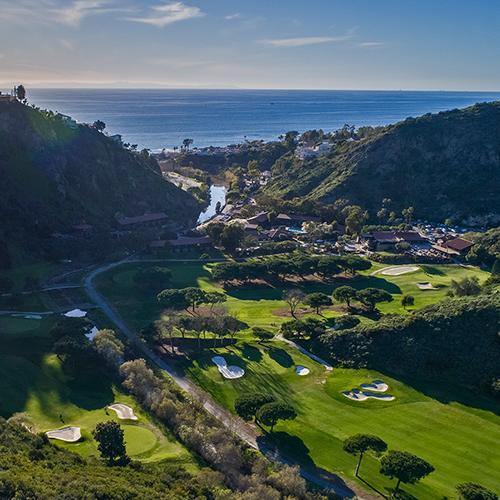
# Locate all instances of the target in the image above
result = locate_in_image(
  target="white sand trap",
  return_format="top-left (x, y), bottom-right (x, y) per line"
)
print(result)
top-left (23, 314), bottom-right (42, 320)
top-left (380, 266), bottom-right (419, 276)
top-left (343, 388), bottom-right (395, 402)
top-left (416, 282), bottom-right (438, 290)
top-left (108, 403), bottom-right (138, 420)
top-left (64, 308), bottom-right (87, 318)
top-left (360, 380), bottom-right (389, 392)
top-left (85, 326), bottom-right (98, 341)
top-left (212, 356), bottom-right (245, 379)
top-left (295, 365), bottom-right (310, 376)
top-left (46, 426), bottom-right (81, 442)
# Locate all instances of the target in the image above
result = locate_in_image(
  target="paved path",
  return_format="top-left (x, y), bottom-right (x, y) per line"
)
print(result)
top-left (276, 334), bottom-right (333, 371)
top-left (84, 259), bottom-right (375, 499)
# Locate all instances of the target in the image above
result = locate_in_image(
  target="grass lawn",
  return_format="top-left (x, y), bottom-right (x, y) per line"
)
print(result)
top-left (95, 260), bottom-right (499, 498)
top-left (0, 315), bottom-right (196, 467)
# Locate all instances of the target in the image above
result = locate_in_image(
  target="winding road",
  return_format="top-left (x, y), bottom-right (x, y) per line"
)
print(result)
top-left (83, 258), bottom-right (376, 499)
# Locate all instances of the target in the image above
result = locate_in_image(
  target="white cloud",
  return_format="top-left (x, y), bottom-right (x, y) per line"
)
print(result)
top-left (54, 0), bottom-right (114, 26)
top-left (358, 41), bottom-right (385, 48)
top-left (126, 2), bottom-right (205, 28)
top-left (261, 35), bottom-right (352, 48)
top-left (0, 0), bottom-right (127, 26)
top-left (224, 13), bottom-right (241, 20)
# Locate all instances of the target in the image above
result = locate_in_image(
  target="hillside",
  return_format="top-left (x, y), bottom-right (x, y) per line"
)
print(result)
top-left (0, 101), bottom-right (199, 260)
top-left (264, 102), bottom-right (500, 224)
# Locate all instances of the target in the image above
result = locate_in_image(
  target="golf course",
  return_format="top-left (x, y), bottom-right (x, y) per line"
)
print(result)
top-left (94, 259), bottom-right (500, 498)
top-left (0, 314), bottom-right (196, 466)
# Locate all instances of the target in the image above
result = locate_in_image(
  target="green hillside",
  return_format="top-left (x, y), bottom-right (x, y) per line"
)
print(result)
top-left (264, 102), bottom-right (500, 224)
top-left (0, 100), bottom-right (199, 261)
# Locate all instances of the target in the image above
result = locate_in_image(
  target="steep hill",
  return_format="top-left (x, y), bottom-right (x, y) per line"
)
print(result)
top-left (0, 101), bottom-right (199, 258)
top-left (264, 102), bottom-right (500, 224)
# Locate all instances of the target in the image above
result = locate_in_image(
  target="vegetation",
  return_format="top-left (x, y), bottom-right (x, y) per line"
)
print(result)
top-left (380, 450), bottom-right (434, 495)
top-left (315, 294), bottom-right (500, 395)
top-left (0, 100), bottom-right (199, 264)
top-left (456, 482), bottom-right (499, 500)
top-left (93, 420), bottom-right (129, 465)
top-left (263, 102), bottom-right (500, 225)
top-left (343, 434), bottom-right (387, 476)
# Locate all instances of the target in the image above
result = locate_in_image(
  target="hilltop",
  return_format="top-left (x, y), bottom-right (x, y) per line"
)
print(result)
top-left (0, 100), bottom-right (199, 263)
top-left (263, 102), bottom-right (500, 225)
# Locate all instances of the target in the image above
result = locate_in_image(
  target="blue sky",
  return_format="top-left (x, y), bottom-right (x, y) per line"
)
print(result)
top-left (1, 0), bottom-right (500, 89)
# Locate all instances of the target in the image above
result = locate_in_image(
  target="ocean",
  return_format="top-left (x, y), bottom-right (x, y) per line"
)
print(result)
top-left (26, 88), bottom-right (500, 151)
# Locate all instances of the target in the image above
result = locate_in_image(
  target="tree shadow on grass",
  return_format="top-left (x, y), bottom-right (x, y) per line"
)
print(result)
top-left (241, 343), bottom-right (262, 362)
top-left (420, 265), bottom-right (445, 276)
top-left (257, 432), bottom-right (357, 498)
top-left (267, 347), bottom-right (294, 368)
top-left (349, 275), bottom-right (402, 294)
top-left (389, 370), bottom-right (500, 416)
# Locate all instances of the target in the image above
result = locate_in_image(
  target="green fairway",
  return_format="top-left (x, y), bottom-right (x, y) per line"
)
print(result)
top-left (0, 315), bottom-right (195, 467)
top-left (95, 259), bottom-right (499, 498)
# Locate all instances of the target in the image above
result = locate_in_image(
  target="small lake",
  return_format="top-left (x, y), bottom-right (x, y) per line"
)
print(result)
top-left (197, 185), bottom-right (226, 224)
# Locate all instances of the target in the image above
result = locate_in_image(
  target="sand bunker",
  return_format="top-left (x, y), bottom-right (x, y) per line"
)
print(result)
top-left (343, 380), bottom-right (395, 402)
top-left (295, 365), bottom-right (310, 376)
top-left (360, 380), bottom-right (389, 392)
top-left (108, 403), bottom-right (138, 420)
top-left (46, 426), bottom-right (81, 442)
top-left (380, 266), bottom-right (419, 276)
top-left (343, 389), bottom-right (395, 402)
top-left (85, 326), bottom-right (98, 341)
top-left (212, 356), bottom-right (245, 379)
top-left (416, 282), bottom-right (438, 290)
top-left (64, 308), bottom-right (87, 318)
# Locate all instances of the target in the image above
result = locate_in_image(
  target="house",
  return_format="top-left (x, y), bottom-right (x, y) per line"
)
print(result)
top-left (244, 223), bottom-right (260, 236)
top-left (0, 92), bottom-right (16, 102)
top-left (276, 213), bottom-right (292, 224)
top-left (246, 212), bottom-right (269, 226)
top-left (110, 134), bottom-right (123, 145)
top-left (116, 212), bottom-right (168, 228)
top-left (57, 113), bottom-right (78, 129)
top-left (432, 237), bottom-right (474, 256)
top-left (366, 231), bottom-right (428, 251)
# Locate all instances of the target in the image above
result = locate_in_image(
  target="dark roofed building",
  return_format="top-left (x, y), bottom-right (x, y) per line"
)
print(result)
top-left (368, 231), bottom-right (427, 250)
top-left (246, 212), bottom-right (269, 225)
top-left (433, 237), bottom-right (474, 256)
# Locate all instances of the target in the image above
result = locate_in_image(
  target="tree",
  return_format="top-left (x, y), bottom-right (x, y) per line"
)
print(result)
top-left (280, 318), bottom-right (326, 340)
top-left (157, 289), bottom-right (190, 311)
top-left (252, 327), bottom-right (274, 343)
top-left (333, 285), bottom-right (357, 309)
top-left (205, 291), bottom-right (226, 310)
top-left (450, 276), bottom-right (481, 297)
top-left (380, 450), bottom-right (434, 495)
top-left (15, 84), bottom-right (26, 100)
top-left (402, 206), bottom-right (415, 225)
top-left (401, 295), bottom-right (415, 310)
top-left (182, 138), bottom-right (194, 150)
top-left (256, 402), bottom-right (297, 432)
top-left (235, 393), bottom-right (275, 421)
top-left (305, 292), bottom-right (332, 315)
top-left (343, 434), bottom-right (387, 477)
top-left (283, 289), bottom-right (305, 318)
top-left (456, 482), bottom-right (498, 500)
top-left (92, 421), bottom-right (129, 466)
top-left (93, 120), bottom-right (106, 132)
top-left (284, 130), bottom-right (299, 148)
top-left (183, 287), bottom-right (207, 312)
top-left (343, 205), bottom-right (369, 236)
top-left (219, 224), bottom-right (245, 252)
top-left (356, 288), bottom-right (393, 312)
top-left (93, 329), bottom-right (124, 368)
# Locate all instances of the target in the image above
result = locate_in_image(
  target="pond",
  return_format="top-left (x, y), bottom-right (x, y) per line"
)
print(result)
top-left (197, 185), bottom-right (226, 224)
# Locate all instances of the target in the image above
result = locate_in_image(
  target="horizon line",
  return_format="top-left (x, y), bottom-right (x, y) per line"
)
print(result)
top-left (4, 86), bottom-right (500, 93)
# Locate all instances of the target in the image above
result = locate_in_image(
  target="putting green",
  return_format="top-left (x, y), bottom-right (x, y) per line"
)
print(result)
top-left (123, 425), bottom-right (158, 456)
